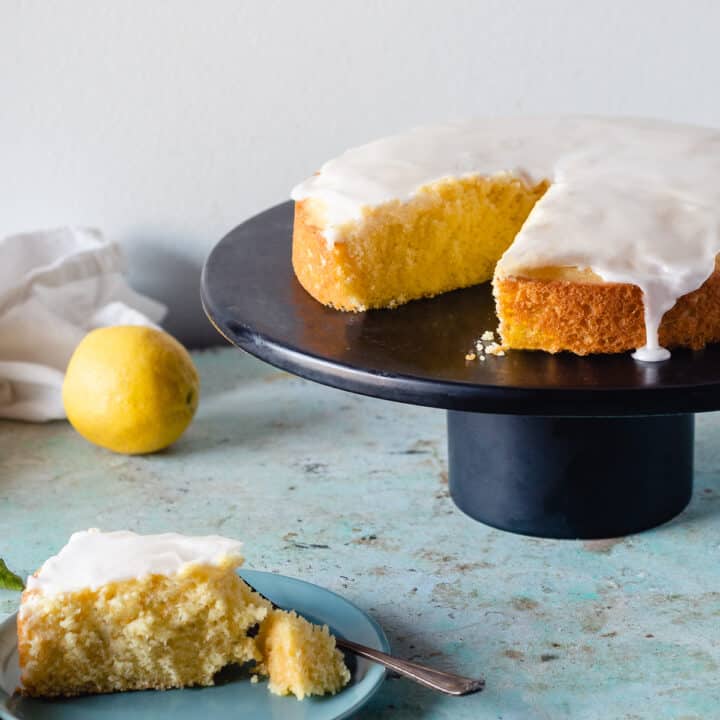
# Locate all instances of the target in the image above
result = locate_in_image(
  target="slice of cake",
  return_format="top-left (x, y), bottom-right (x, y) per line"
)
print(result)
top-left (291, 116), bottom-right (720, 360)
top-left (17, 530), bottom-right (350, 700)
top-left (18, 530), bottom-right (270, 697)
top-left (255, 608), bottom-right (350, 700)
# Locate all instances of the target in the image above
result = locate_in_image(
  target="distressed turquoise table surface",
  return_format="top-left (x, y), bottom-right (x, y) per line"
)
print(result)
top-left (2, 348), bottom-right (720, 719)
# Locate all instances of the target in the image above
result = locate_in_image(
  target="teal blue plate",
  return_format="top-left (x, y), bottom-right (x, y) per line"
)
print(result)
top-left (0, 570), bottom-right (388, 720)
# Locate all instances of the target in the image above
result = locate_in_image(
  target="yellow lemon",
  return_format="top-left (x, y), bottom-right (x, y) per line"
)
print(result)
top-left (63, 326), bottom-right (199, 454)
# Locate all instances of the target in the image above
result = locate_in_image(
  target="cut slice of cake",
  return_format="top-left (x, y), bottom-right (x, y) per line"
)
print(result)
top-left (17, 530), bottom-right (350, 700)
top-left (255, 608), bottom-right (350, 700)
top-left (18, 530), bottom-right (271, 697)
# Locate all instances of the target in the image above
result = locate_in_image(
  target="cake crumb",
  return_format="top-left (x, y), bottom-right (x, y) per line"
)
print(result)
top-left (485, 342), bottom-right (506, 356)
top-left (466, 327), bottom-right (506, 360)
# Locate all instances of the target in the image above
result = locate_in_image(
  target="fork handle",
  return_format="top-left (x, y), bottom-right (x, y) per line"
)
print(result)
top-left (336, 638), bottom-right (484, 696)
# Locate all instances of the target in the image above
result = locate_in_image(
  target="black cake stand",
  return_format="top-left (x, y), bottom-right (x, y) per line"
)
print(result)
top-left (201, 202), bottom-right (720, 539)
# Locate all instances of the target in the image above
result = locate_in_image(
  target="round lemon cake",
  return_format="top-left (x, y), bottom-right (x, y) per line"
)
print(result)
top-left (291, 116), bottom-right (720, 361)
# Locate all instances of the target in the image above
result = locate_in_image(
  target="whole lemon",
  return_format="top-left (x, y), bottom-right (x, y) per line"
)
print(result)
top-left (63, 326), bottom-right (199, 454)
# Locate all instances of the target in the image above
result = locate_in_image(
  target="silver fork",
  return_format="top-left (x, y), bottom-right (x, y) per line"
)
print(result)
top-left (336, 637), bottom-right (484, 696)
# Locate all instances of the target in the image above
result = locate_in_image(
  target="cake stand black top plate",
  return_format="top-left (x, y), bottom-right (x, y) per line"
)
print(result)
top-left (201, 202), bottom-right (720, 417)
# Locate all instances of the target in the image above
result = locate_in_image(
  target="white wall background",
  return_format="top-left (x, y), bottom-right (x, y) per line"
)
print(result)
top-left (2, 0), bottom-right (719, 346)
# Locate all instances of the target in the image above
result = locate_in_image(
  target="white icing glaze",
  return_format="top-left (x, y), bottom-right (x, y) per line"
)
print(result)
top-left (25, 529), bottom-right (243, 596)
top-left (291, 116), bottom-right (720, 360)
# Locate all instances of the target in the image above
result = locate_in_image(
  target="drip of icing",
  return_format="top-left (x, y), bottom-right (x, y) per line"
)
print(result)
top-left (291, 116), bottom-right (720, 361)
top-left (633, 346), bottom-right (670, 362)
top-left (25, 529), bottom-right (243, 596)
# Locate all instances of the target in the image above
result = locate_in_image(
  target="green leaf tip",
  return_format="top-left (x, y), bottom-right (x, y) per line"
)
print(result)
top-left (0, 559), bottom-right (24, 591)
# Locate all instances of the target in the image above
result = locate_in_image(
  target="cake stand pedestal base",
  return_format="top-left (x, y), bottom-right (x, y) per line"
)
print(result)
top-left (447, 412), bottom-right (694, 539)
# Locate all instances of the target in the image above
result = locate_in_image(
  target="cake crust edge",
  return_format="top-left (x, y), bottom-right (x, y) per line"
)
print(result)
top-left (292, 199), bottom-right (364, 311)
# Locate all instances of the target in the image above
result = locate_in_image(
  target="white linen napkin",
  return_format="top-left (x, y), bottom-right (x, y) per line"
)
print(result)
top-left (0, 227), bottom-right (166, 422)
